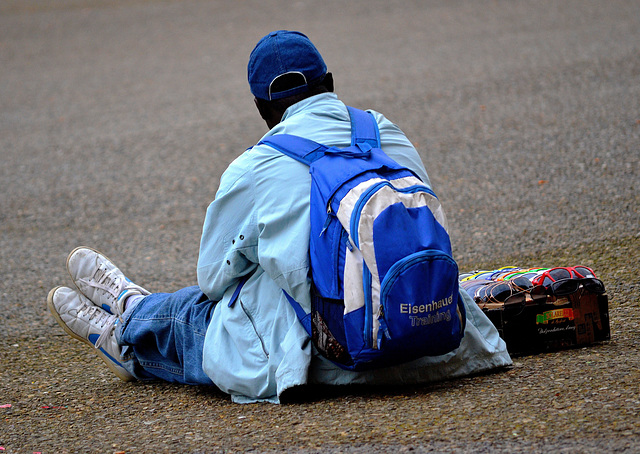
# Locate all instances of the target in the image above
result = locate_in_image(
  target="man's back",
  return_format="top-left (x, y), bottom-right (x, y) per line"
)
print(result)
top-left (196, 92), bottom-right (448, 403)
top-left (198, 92), bottom-right (431, 305)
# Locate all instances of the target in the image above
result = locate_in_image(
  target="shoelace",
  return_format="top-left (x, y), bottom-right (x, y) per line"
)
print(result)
top-left (77, 303), bottom-right (118, 350)
top-left (84, 264), bottom-right (125, 298)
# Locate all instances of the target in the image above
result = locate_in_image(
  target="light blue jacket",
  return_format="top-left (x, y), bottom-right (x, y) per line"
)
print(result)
top-left (197, 93), bottom-right (511, 403)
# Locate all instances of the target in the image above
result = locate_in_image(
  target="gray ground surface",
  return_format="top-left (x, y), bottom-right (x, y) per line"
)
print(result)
top-left (1, 0), bottom-right (639, 452)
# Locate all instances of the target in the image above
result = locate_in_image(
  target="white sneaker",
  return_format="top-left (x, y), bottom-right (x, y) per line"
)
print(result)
top-left (47, 286), bottom-right (135, 382)
top-left (66, 246), bottom-right (150, 317)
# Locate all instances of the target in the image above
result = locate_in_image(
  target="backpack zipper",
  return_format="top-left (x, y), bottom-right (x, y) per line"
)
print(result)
top-left (363, 264), bottom-right (374, 347)
top-left (349, 181), bottom-right (387, 249)
top-left (350, 182), bottom-right (435, 248)
top-left (350, 182), bottom-right (436, 348)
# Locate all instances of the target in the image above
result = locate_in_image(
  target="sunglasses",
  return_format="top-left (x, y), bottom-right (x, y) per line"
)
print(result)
top-left (476, 284), bottom-right (547, 310)
top-left (496, 268), bottom-right (548, 281)
top-left (531, 266), bottom-right (597, 287)
top-left (460, 278), bottom-right (494, 297)
top-left (460, 266), bottom-right (521, 282)
top-left (488, 266), bottom-right (521, 280)
top-left (548, 277), bottom-right (605, 297)
top-left (460, 270), bottom-right (492, 282)
top-left (515, 269), bottom-right (550, 281)
top-left (504, 285), bottom-right (547, 306)
top-left (474, 276), bottom-right (533, 305)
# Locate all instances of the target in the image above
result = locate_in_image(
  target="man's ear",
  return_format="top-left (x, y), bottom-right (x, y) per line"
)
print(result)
top-left (254, 97), bottom-right (269, 122)
top-left (323, 72), bottom-right (334, 92)
top-left (254, 97), bottom-right (282, 129)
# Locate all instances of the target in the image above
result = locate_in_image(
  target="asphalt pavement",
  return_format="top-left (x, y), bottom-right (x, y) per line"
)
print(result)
top-left (1, 0), bottom-right (639, 452)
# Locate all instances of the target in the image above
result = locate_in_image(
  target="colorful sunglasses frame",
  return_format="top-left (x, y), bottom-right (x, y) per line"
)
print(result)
top-left (474, 276), bottom-right (533, 305)
top-left (532, 266), bottom-right (597, 287)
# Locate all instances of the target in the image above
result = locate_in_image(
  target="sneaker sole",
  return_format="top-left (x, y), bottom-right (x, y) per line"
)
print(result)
top-left (47, 286), bottom-right (134, 382)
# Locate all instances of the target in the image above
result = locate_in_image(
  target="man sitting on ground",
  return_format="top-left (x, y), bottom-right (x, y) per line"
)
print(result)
top-left (47, 30), bottom-right (511, 403)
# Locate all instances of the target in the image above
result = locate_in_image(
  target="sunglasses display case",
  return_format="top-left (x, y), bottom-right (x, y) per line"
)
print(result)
top-left (478, 287), bottom-right (611, 356)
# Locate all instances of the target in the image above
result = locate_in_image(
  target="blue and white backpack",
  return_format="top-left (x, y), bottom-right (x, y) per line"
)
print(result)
top-left (260, 106), bottom-right (466, 370)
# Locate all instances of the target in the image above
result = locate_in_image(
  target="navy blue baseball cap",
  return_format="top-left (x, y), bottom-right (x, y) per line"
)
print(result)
top-left (248, 30), bottom-right (327, 101)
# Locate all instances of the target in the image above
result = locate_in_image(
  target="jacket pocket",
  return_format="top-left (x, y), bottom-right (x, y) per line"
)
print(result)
top-left (239, 299), bottom-right (269, 359)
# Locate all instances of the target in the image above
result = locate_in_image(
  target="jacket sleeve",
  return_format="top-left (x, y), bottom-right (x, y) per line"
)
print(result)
top-left (370, 110), bottom-right (432, 188)
top-left (197, 153), bottom-right (260, 301)
top-left (249, 146), bottom-right (311, 307)
top-left (196, 147), bottom-right (312, 307)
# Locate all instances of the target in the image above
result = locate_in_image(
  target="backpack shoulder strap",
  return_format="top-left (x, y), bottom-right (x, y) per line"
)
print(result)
top-left (258, 134), bottom-right (327, 167)
top-left (346, 106), bottom-right (381, 149)
top-left (259, 107), bottom-right (381, 165)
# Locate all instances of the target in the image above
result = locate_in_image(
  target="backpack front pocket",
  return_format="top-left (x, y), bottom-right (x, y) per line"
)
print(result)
top-left (379, 250), bottom-right (464, 358)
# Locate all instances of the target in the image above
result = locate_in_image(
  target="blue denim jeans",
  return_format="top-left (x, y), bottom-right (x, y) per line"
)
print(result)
top-left (117, 286), bottom-right (217, 385)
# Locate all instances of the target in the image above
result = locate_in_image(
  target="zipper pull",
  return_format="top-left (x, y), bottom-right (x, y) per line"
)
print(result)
top-left (376, 307), bottom-right (391, 349)
top-left (326, 197), bottom-right (334, 214)
top-left (377, 319), bottom-right (391, 349)
top-left (319, 213), bottom-right (332, 237)
top-left (345, 237), bottom-right (354, 252)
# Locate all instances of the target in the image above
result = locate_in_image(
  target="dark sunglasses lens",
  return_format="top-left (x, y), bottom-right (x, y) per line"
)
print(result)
top-left (511, 276), bottom-right (532, 291)
top-left (551, 279), bottom-right (578, 296)
top-left (530, 286), bottom-right (547, 302)
top-left (542, 275), bottom-right (555, 287)
top-left (583, 279), bottom-right (605, 294)
top-left (549, 268), bottom-right (572, 281)
top-left (474, 285), bottom-right (489, 301)
top-left (574, 266), bottom-right (595, 278)
top-left (490, 283), bottom-right (512, 302)
top-left (504, 292), bottom-right (526, 305)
